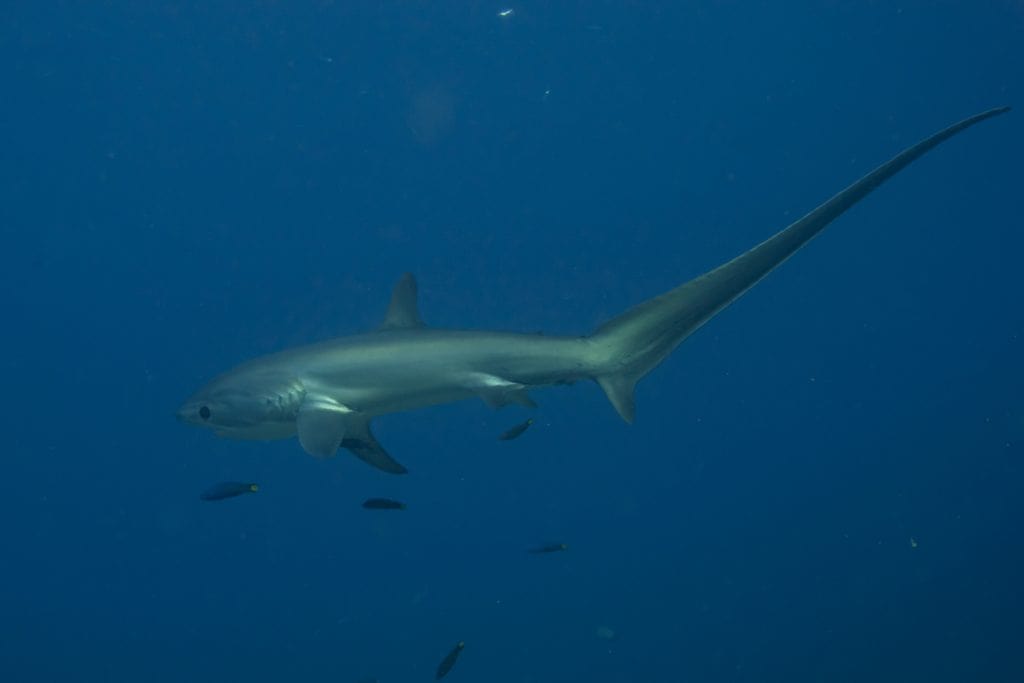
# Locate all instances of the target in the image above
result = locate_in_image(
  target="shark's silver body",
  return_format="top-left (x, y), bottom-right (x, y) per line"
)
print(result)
top-left (274, 329), bottom-right (594, 416)
top-left (178, 107), bottom-right (1009, 473)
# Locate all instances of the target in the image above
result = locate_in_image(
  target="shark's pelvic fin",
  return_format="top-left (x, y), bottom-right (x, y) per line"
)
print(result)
top-left (341, 420), bottom-right (408, 474)
top-left (468, 372), bottom-right (538, 409)
top-left (380, 272), bottom-right (425, 330)
top-left (296, 396), bottom-right (353, 457)
top-left (588, 106), bottom-right (1011, 423)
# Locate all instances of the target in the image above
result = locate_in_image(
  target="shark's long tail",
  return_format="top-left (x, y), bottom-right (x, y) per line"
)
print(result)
top-left (587, 106), bottom-right (1010, 423)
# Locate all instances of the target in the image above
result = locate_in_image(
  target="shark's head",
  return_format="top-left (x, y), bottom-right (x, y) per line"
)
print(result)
top-left (177, 366), bottom-right (304, 441)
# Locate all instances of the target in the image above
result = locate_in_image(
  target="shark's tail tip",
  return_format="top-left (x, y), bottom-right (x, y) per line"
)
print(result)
top-left (977, 105), bottom-right (1011, 120)
top-left (963, 106), bottom-right (1011, 126)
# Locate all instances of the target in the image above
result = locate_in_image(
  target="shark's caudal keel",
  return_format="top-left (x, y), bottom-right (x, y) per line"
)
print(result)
top-left (178, 107), bottom-right (1009, 473)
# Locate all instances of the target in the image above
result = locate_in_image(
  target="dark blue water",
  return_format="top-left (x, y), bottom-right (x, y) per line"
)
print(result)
top-left (2, 2), bottom-right (1022, 681)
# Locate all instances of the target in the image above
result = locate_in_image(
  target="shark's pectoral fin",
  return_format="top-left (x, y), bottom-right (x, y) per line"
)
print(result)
top-left (468, 373), bottom-right (537, 409)
top-left (341, 420), bottom-right (408, 474)
top-left (296, 396), bottom-right (352, 458)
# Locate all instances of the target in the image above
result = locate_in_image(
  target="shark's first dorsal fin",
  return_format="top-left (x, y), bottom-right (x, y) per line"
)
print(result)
top-left (380, 272), bottom-right (425, 330)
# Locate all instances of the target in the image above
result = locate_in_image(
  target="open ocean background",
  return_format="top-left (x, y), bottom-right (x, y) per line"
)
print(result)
top-left (2, 2), bottom-right (1022, 681)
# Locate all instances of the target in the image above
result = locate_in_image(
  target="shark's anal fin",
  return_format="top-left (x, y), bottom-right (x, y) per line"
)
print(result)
top-left (297, 396), bottom-right (352, 458)
top-left (468, 373), bottom-right (538, 409)
top-left (379, 273), bottom-right (425, 330)
top-left (341, 420), bottom-right (408, 474)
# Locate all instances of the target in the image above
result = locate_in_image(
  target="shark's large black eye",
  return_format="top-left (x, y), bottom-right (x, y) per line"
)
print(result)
top-left (199, 405), bottom-right (211, 420)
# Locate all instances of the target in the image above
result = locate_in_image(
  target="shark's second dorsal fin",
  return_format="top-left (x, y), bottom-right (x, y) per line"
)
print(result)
top-left (379, 272), bottom-right (425, 330)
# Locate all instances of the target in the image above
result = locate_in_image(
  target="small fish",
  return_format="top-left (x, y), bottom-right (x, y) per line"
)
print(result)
top-left (199, 481), bottom-right (259, 502)
top-left (362, 498), bottom-right (407, 510)
top-left (498, 418), bottom-right (534, 441)
top-left (528, 543), bottom-right (568, 554)
top-left (435, 641), bottom-right (464, 680)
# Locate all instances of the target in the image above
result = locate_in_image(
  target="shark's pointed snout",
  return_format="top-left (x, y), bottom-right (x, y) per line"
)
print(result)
top-left (176, 401), bottom-right (203, 424)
